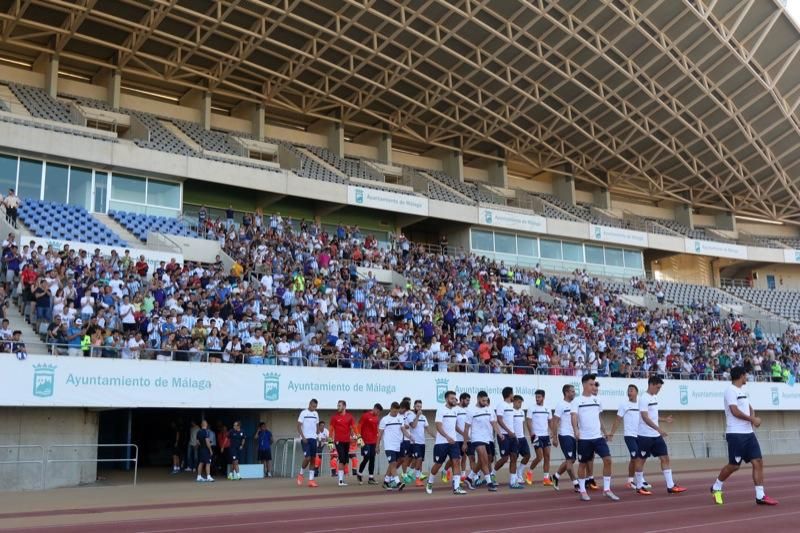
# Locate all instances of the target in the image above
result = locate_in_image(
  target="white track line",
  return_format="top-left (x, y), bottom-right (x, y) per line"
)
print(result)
top-left (308, 493), bottom-right (800, 533)
top-left (642, 509), bottom-right (800, 533)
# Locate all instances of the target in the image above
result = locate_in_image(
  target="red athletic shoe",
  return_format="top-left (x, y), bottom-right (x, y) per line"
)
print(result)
top-left (667, 485), bottom-right (687, 494)
top-left (308, 480), bottom-right (318, 488)
top-left (636, 488), bottom-right (653, 496)
top-left (296, 474), bottom-right (303, 486)
top-left (756, 495), bottom-right (778, 506)
top-left (415, 479), bottom-right (424, 487)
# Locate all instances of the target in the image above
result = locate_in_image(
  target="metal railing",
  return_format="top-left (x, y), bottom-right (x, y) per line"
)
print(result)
top-left (46, 444), bottom-right (138, 488)
top-left (266, 429), bottom-right (800, 480)
top-left (17, 343), bottom-right (794, 383)
top-left (0, 445), bottom-right (45, 490)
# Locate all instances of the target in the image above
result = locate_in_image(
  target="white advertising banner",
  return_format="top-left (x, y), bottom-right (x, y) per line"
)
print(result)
top-left (685, 239), bottom-right (748, 260)
top-left (5, 356), bottom-right (800, 411)
top-left (347, 186), bottom-right (428, 216)
top-left (783, 249), bottom-right (800, 264)
top-left (478, 207), bottom-right (547, 234)
top-left (589, 224), bottom-right (648, 248)
top-left (21, 235), bottom-right (184, 271)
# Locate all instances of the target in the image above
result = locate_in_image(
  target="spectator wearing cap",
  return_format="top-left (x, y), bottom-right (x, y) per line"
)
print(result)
top-left (66, 318), bottom-right (84, 357)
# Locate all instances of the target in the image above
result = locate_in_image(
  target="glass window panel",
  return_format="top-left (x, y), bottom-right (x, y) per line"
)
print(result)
top-left (585, 245), bottom-right (605, 264)
top-left (111, 174), bottom-right (146, 203)
top-left (517, 236), bottom-right (537, 257)
top-left (624, 249), bottom-right (643, 269)
top-left (471, 229), bottom-right (494, 251)
top-left (0, 154), bottom-right (17, 194)
top-left (94, 172), bottom-right (107, 213)
top-left (109, 199), bottom-right (146, 214)
top-left (68, 167), bottom-right (93, 210)
top-left (494, 233), bottom-right (516, 254)
top-left (146, 179), bottom-right (180, 208)
top-left (43, 163), bottom-right (68, 203)
top-left (17, 159), bottom-right (42, 200)
top-left (605, 247), bottom-right (624, 267)
top-left (562, 242), bottom-right (583, 262)
top-left (540, 239), bottom-right (562, 259)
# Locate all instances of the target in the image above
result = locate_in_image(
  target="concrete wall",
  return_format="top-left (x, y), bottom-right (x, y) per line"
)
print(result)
top-left (652, 253), bottom-right (714, 286)
top-left (750, 263), bottom-right (800, 290)
top-left (0, 408), bottom-right (98, 491)
top-left (165, 235), bottom-right (222, 264)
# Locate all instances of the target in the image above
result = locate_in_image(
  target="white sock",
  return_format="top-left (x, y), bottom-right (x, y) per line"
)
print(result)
top-left (663, 469), bottom-right (674, 489)
top-left (427, 473), bottom-right (434, 484)
top-left (490, 468), bottom-right (496, 476)
top-left (393, 476), bottom-right (400, 484)
top-left (415, 469), bottom-right (421, 479)
top-left (309, 470), bottom-right (315, 481)
top-left (755, 485), bottom-right (765, 499)
top-left (453, 475), bottom-right (461, 489)
top-left (712, 478), bottom-right (723, 491)
top-left (578, 478), bottom-right (586, 492)
top-left (553, 472), bottom-right (560, 480)
top-left (603, 476), bottom-right (611, 491)
top-left (635, 471), bottom-right (644, 489)
top-left (544, 472), bottom-right (551, 479)
top-left (627, 476), bottom-right (634, 483)
top-left (385, 475), bottom-right (390, 482)
top-left (338, 470), bottom-right (344, 482)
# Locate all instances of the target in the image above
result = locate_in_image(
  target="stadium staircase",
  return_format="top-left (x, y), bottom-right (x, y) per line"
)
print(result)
top-left (91, 212), bottom-right (143, 245)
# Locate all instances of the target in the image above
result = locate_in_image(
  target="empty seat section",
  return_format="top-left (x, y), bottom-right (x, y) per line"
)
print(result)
top-left (109, 210), bottom-right (198, 242)
top-left (18, 199), bottom-right (127, 246)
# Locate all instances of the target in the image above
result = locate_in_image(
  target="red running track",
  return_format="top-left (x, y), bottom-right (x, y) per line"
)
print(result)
top-left (4, 470), bottom-right (800, 533)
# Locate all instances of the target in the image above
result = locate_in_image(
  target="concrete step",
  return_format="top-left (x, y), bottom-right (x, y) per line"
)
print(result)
top-left (5, 299), bottom-right (45, 351)
top-left (93, 212), bottom-right (143, 246)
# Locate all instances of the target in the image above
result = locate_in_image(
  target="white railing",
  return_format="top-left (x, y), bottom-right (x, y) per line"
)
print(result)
top-left (46, 443), bottom-right (139, 488)
top-left (0, 444), bottom-right (45, 490)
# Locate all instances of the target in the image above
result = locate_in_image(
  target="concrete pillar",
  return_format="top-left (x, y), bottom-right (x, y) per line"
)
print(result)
top-left (107, 70), bottom-right (121, 109)
top-left (553, 167), bottom-right (576, 206)
top-left (92, 69), bottom-right (121, 109)
top-left (487, 152), bottom-right (508, 188)
top-left (442, 150), bottom-right (464, 181)
top-left (327, 122), bottom-right (345, 158)
top-left (33, 54), bottom-right (59, 98)
top-left (715, 211), bottom-right (736, 232)
top-left (232, 102), bottom-right (264, 140)
top-left (179, 89), bottom-right (211, 130)
top-left (675, 203), bottom-right (694, 229)
top-left (593, 186), bottom-right (611, 209)
top-left (377, 133), bottom-right (392, 165)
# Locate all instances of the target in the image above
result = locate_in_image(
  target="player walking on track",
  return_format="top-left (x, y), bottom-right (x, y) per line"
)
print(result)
top-left (357, 403), bottom-right (381, 485)
top-left (330, 400), bottom-right (361, 487)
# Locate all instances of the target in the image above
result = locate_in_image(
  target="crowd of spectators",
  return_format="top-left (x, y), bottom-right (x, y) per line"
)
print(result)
top-left (1, 209), bottom-right (799, 384)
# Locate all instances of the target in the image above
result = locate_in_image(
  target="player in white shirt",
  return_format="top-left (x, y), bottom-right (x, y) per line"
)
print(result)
top-left (443, 392), bottom-right (471, 486)
top-left (407, 399), bottom-right (430, 487)
top-left (511, 395), bottom-right (531, 487)
top-left (632, 376), bottom-right (686, 495)
top-left (378, 401), bottom-right (411, 490)
top-left (316, 422), bottom-right (329, 478)
top-left (711, 367), bottom-right (778, 505)
top-left (552, 384), bottom-right (579, 492)
top-left (296, 399), bottom-right (320, 488)
top-left (571, 374), bottom-right (619, 501)
top-left (525, 389), bottom-right (554, 486)
top-left (608, 384), bottom-right (651, 490)
top-left (494, 387), bottom-right (522, 489)
top-left (398, 398), bottom-right (415, 482)
top-left (426, 390), bottom-right (467, 495)
top-left (464, 390), bottom-right (501, 491)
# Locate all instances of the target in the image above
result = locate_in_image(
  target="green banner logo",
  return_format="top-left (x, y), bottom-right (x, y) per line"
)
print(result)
top-left (435, 378), bottom-right (449, 404)
top-left (679, 385), bottom-right (688, 406)
top-left (263, 372), bottom-right (280, 401)
top-left (33, 364), bottom-right (56, 398)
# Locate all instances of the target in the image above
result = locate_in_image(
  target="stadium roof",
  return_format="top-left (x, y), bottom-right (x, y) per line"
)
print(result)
top-left (2, 0), bottom-right (800, 221)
